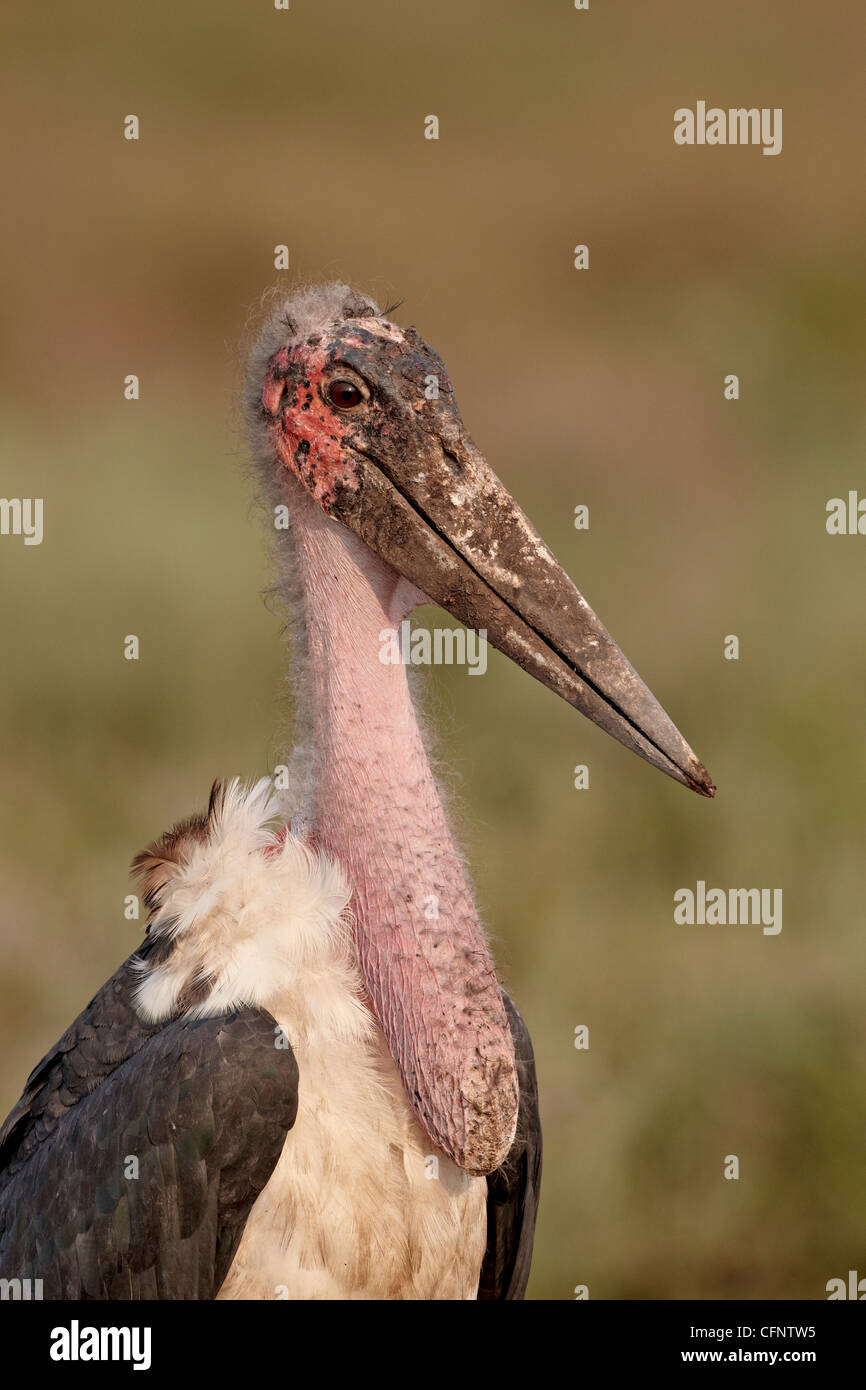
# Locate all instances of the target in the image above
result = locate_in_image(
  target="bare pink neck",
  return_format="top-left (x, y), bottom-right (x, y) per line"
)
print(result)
top-left (288, 485), bottom-right (518, 1174)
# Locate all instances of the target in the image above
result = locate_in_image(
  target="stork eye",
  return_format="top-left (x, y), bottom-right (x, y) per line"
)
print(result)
top-left (325, 378), bottom-right (366, 410)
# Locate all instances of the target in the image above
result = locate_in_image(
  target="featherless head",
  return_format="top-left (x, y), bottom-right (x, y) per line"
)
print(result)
top-left (245, 281), bottom-right (714, 798)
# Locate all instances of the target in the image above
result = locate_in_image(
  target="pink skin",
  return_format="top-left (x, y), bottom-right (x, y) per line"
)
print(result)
top-left (263, 333), bottom-right (519, 1176)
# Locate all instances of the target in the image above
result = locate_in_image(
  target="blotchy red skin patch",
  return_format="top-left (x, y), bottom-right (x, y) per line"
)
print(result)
top-left (262, 343), bottom-right (361, 511)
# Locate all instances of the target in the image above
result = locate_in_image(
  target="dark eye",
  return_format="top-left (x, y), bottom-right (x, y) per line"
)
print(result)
top-left (326, 378), bottom-right (365, 410)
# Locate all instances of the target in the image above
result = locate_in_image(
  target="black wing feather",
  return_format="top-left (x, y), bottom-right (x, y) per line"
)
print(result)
top-left (0, 943), bottom-right (298, 1299)
top-left (477, 993), bottom-right (542, 1300)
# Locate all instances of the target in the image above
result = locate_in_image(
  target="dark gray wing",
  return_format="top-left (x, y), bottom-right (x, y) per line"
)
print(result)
top-left (477, 993), bottom-right (541, 1300)
top-left (0, 941), bottom-right (298, 1299)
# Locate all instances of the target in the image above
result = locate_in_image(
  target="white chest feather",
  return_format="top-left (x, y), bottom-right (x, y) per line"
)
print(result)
top-left (132, 779), bottom-right (488, 1300)
top-left (218, 1029), bottom-right (487, 1300)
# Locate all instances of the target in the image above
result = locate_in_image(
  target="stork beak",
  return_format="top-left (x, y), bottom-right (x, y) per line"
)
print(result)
top-left (338, 423), bottom-right (714, 796)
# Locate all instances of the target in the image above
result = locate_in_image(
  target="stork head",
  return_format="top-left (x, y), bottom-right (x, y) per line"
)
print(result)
top-left (248, 283), bottom-right (714, 796)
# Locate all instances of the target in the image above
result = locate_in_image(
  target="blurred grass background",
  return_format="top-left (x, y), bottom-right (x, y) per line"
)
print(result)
top-left (2, 0), bottom-right (865, 1298)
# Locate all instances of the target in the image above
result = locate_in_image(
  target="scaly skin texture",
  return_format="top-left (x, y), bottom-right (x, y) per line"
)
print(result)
top-left (287, 478), bottom-right (519, 1176)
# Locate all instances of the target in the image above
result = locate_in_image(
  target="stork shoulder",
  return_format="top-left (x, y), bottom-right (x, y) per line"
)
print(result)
top-left (0, 970), bottom-right (299, 1297)
top-left (131, 777), bottom-right (368, 1047)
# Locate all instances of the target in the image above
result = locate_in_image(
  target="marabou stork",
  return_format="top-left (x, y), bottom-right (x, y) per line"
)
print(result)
top-left (0, 285), bottom-right (713, 1300)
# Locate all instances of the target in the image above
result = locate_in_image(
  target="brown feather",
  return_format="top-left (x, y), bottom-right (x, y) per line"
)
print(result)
top-left (130, 780), bottom-right (224, 914)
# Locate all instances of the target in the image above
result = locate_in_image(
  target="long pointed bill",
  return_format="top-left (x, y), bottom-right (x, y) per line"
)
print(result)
top-left (339, 428), bottom-right (715, 797)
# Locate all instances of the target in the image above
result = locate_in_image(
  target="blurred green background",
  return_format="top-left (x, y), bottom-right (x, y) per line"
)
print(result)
top-left (2, 1), bottom-right (865, 1299)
